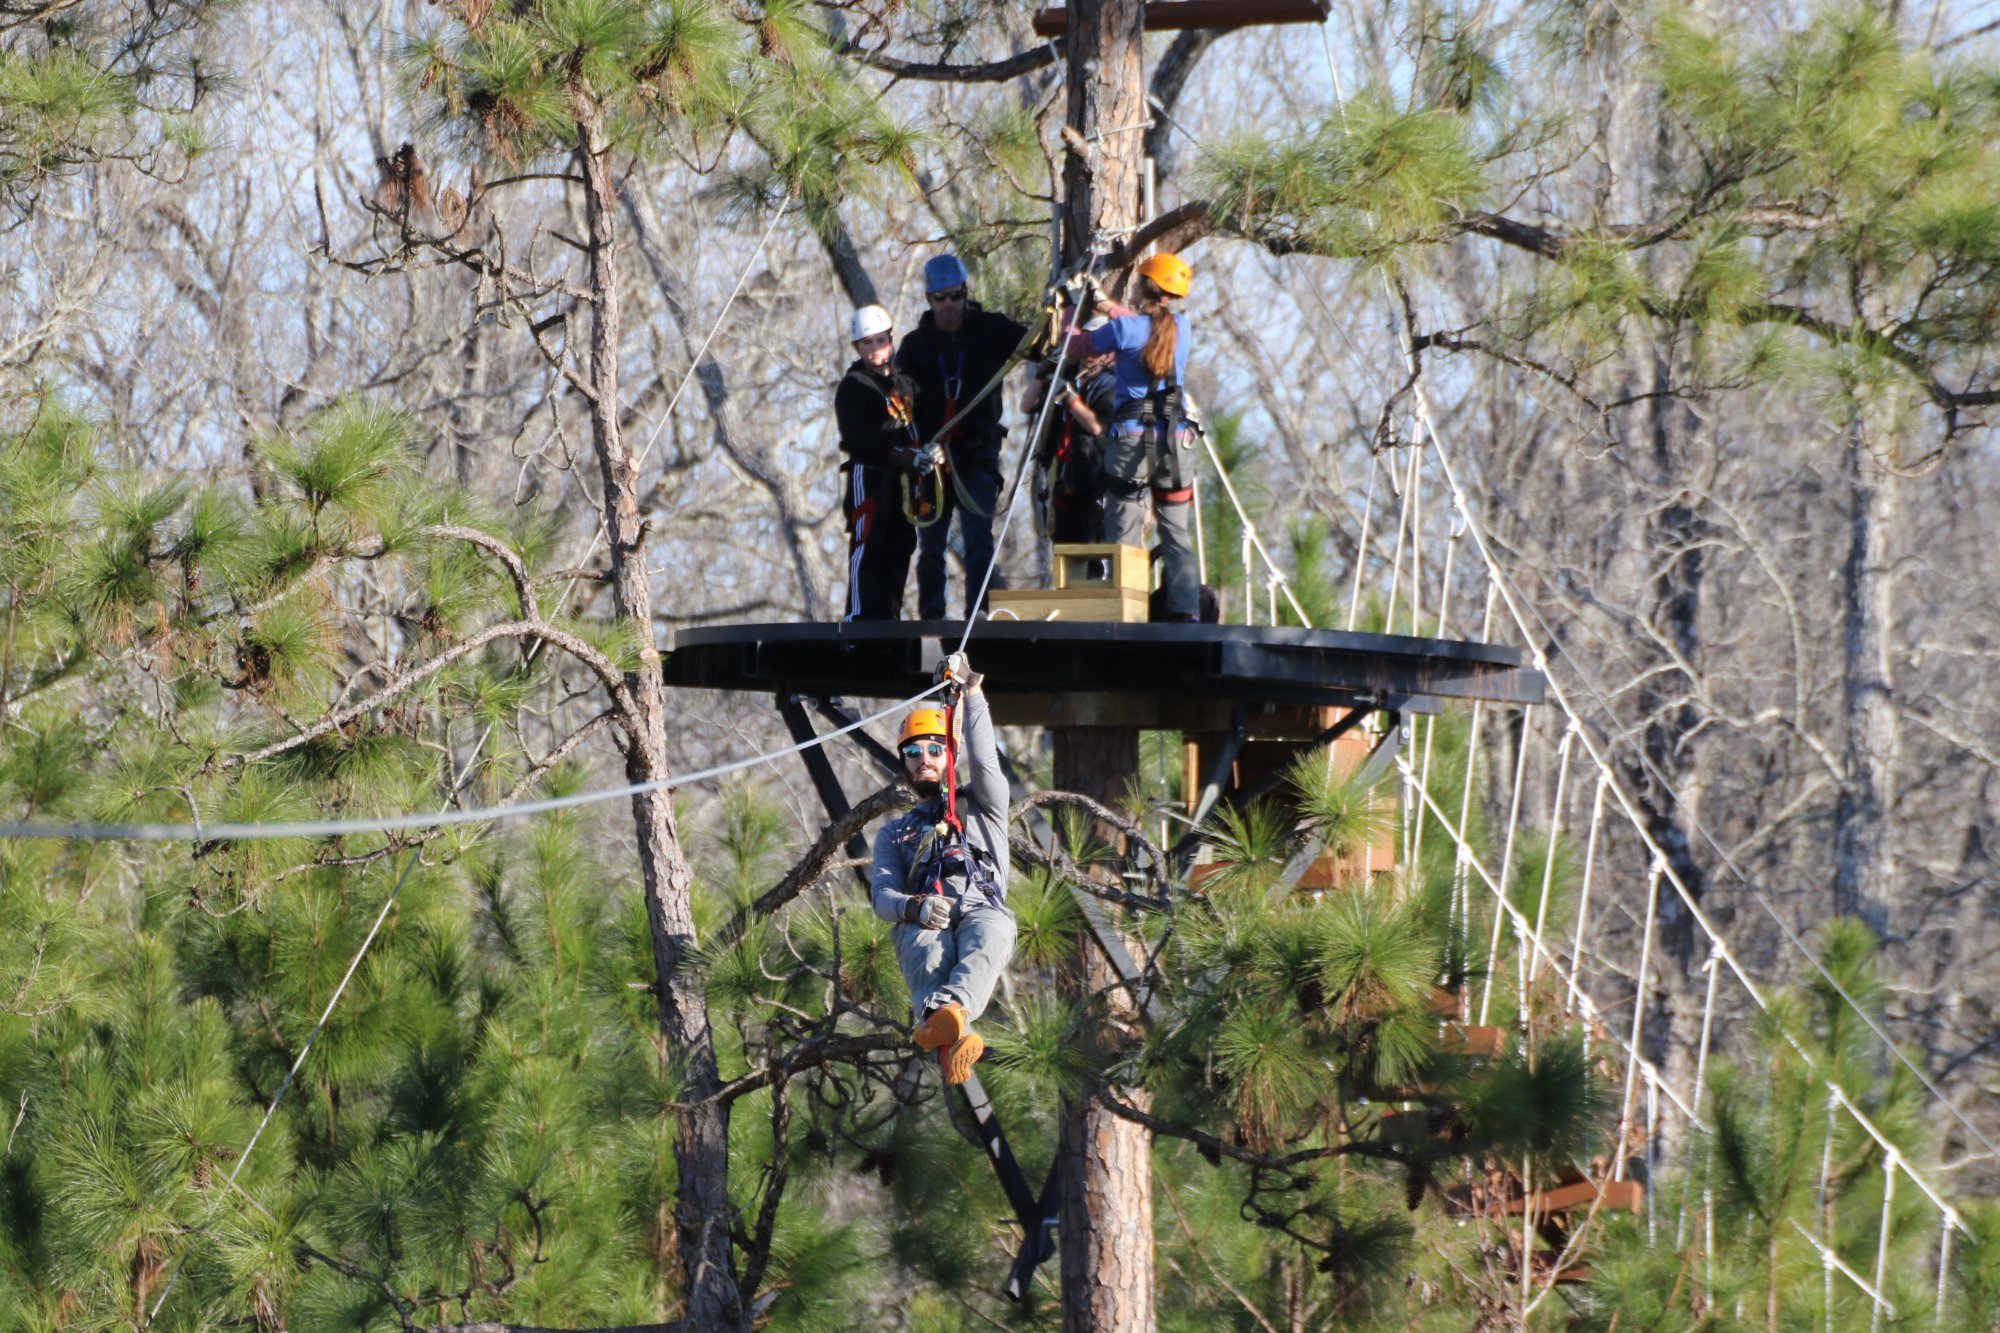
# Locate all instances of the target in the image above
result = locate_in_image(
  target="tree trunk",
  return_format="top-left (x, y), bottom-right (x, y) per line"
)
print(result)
top-left (1054, 726), bottom-right (1154, 1332)
top-left (1061, 0), bottom-right (1147, 273)
top-left (1834, 416), bottom-right (1900, 937)
top-left (1055, 5), bottom-right (1155, 1324)
top-left (576, 105), bottom-right (742, 1330)
top-left (1628, 347), bottom-right (1710, 1148)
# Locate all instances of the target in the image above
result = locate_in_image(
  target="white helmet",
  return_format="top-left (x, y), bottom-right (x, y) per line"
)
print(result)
top-left (848, 304), bottom-right (893, 342)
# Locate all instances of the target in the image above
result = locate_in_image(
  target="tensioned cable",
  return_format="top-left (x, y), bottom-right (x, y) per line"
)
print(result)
top-left (631, 197), bottom-right (794, 468)
top-left (1397, 304), bottom-right (1973, 1238)
top-left (1311, 0), bottom-right (1993, 1187)
top-left (0, 686), bottom-right (940, 844)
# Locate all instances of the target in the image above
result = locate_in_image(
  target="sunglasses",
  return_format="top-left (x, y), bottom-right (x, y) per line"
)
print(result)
top-left (928, 288), bottom-right (968, 303)
top-left (902, 742), bottom-right (947, 759)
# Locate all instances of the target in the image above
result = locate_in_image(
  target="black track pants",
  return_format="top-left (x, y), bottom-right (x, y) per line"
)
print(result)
top-left (844, 463), bottom-right (918, 620)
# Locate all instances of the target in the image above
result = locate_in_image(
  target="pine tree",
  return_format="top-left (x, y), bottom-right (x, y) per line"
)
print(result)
top-left (0, 0), bottom-right (223, 217)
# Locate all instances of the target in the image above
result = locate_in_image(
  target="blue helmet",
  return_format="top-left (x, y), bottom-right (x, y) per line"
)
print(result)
top-left (923, 254), bottom-right (970, 293)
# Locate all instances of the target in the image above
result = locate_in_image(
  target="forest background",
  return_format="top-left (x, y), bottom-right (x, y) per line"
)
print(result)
top-left (3, 0), bottom-right (2000, 1328)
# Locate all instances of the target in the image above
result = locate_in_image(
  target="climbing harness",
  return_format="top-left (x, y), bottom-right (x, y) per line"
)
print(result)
top-left (902, 683), bottom-right (999, 907)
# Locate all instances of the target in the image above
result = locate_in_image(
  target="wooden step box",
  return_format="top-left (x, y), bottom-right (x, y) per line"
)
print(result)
top-left (988, 543), bottom-right (1150, 623)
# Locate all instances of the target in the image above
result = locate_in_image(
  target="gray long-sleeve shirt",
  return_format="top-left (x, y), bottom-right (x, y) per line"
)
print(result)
top-left (870, 689), bottom-right (1010, 923)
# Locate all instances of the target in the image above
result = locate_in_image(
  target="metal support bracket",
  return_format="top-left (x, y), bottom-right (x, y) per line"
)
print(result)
top-left (1186, 703), bottom-right (1250, 833)
top-left (777, 693), bottom-right (871, 890)
top-left (1005, 1162), bottom-right (1061, 1300)
top-left (806, 695), bottom-right (905, 780)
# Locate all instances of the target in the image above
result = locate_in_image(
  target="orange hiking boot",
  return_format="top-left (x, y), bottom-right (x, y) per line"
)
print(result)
top-left (941, 1030), bottom-right (986, 1085)
top-left (914, 1002), bottom-right (967, 1052)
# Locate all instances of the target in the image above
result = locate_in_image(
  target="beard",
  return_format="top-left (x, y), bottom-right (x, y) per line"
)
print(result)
top-left (909, 776), bottom-right (942, 797)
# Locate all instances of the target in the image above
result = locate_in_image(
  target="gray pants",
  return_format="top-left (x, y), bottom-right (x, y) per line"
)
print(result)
top-left (893, 892), bottom-right (1016, 1024)
top-left (1105, 425), bottom-right (1198, 618)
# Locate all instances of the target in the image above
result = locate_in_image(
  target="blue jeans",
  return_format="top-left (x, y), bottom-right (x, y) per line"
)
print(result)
top-left (917, 450), bottom-right (1003, 620)
top-left (892, 892), bottom-right (1016, 1024)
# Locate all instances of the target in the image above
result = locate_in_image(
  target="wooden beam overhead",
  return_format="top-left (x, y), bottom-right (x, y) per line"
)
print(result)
top-left (1032, 0), bottom-right (1331, 37)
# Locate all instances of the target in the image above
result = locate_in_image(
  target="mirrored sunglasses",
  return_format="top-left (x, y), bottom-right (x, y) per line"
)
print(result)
top-left (928, 288), bottom-right (968, 303)
top-left (902, 741), bottom-right (948, 759)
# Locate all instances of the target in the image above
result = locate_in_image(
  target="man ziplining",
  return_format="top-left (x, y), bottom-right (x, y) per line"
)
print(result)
top-left (871, 651), bottom-right (1016, 1085)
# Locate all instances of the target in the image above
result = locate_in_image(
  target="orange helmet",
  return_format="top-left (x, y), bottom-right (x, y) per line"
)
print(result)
top-left (1136, 252), bottom-right (1192, 298)
top-left (898, 707), bottom-right (949, 747)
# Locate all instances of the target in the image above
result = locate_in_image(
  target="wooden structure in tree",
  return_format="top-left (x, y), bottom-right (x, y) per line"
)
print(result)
top-left (660, 617), bottom-right (1546, 1300)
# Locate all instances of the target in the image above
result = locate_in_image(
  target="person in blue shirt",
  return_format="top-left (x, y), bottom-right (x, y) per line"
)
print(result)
top-left (1072, 252), bottom-right (1200, 621)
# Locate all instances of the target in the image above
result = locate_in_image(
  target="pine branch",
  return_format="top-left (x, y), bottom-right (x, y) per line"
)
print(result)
top-left (1095, 1086), bottom-right (1424, 1173)
top-left (721, 781), bottom-right (910, 943)
top-left (420, 523), bottom-right (541, 618)
top-left (736, 1071), bottom-right (790, 1300)
top-left (839, 38), bottom-right (1061, 83)
top-left (709, 1028), bottom-right (906, 1106)
top-left (1009, 789), bottom-right (1169, 874)
top-left (223, 619), bottom-right (638, 771)
top-left (1008, 833), bottom-right (1171, 913)
top-left (264, 710), bottom-right (615, 882)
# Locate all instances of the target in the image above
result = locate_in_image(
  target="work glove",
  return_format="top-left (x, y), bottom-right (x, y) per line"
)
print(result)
top-left (903, 894), bottom-right (952, 930)
top-left (1080, 275), bottom-right (1110, 317)
top-left (934, 653), bottom-right (982, 693)
top-left (890, 446), bottom-right (930, 475)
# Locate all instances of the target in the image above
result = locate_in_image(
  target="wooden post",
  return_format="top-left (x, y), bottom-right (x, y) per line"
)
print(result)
top-left (1053, 726), bottom-right (1153, 1330)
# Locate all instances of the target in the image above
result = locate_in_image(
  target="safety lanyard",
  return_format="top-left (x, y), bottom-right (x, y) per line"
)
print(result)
top-left (942, 699), bottom-right (962, 835)
top-left (937, 345), bottom-right (965, 440)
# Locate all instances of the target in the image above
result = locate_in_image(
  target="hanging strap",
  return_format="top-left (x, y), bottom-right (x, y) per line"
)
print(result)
top-left (942, 697), bottom-right (962, 835)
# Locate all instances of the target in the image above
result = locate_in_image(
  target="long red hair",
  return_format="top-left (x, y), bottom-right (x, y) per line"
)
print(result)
top-left (1137, 275), bottom-right (1180, 380)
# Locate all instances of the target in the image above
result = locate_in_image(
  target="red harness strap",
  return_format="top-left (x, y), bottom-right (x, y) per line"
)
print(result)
top-left (918, 698), bottom-right (964, 899)
top-left (942, 699), bottom-right (962, 834)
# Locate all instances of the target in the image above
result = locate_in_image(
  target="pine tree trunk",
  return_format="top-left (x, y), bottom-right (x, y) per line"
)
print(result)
top-left (1061, 0), bottom-right (1146, 273)
top-left (1054, 726), bottom-right (1154, 1332)
top-left (576, 105), bottom-right (741, 1330)
top-left (1055, 3), bottom-right (1155, 1324)
top-left (1631, 350), bottom-right (1709, 1150)
top-left (1834, 417), bottom-right (1900, 937)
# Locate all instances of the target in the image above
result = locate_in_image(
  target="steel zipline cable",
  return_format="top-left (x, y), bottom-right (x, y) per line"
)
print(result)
top-left (5, 686), bottom-right (944, 845)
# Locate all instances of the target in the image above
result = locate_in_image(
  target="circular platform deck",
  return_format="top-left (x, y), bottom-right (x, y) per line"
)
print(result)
top-left (663, 620), bottom-right (1544, 729)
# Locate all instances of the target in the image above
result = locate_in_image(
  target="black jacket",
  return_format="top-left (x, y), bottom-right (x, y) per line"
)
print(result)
top-left (894, 303), bottom-right (1029, 456)
top-left (834, 359), bottom-right (920, 468)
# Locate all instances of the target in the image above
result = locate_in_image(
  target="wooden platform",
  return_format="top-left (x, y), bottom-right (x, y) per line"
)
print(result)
top-left (661, 621), bottom-right (1545, 729)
